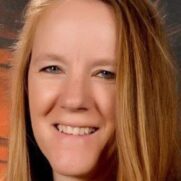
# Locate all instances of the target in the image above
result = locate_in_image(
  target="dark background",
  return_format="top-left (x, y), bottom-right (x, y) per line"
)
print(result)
top-left (162, 0), bottom-right (181, 62)
top-left (0, 0), bottom-right (180, 175)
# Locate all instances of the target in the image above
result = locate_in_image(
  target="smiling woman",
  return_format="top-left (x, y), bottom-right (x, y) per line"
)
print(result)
top-left (4, 0), bottom-right (181, 181)
top-left (27, 1), bottom-right (117, 180)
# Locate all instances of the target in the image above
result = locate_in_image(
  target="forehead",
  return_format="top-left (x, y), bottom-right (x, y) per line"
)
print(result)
top-left (39, 0), bottom-right (116, 27)
top-left (31, 0), bottom-right (117, 64)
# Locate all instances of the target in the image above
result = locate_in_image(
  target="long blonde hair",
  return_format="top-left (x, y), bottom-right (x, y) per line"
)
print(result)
top-left (5, 0), bottom-right (180, 180)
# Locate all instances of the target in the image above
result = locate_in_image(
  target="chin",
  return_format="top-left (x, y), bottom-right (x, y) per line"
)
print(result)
top-left (50, 153), bottom-right (99, 179)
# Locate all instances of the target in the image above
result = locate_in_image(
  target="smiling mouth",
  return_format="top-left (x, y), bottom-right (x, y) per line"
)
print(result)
top-left (54, 124), bottom-right (99, 136)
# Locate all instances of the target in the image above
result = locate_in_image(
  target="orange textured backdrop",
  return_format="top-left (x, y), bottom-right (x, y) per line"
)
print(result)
top-left (0, 1), bottom-right (29, 177)
top-left (0, 48), bottom-right (11, 178)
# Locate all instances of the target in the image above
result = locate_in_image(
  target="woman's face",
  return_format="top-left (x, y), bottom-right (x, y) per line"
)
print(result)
top-left (28, 0), bottom-right (117, 180)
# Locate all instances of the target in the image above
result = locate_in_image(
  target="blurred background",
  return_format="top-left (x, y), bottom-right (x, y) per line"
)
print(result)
top-left (0, 0), bottom-right (180, 177)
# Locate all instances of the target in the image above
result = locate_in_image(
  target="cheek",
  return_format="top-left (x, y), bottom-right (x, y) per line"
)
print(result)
top-left (94, 83), bottom-right (116, 120)
top-left (28, 76), bottom-right (61, 117)
top-left (94, 83), bottom-right (116, 153)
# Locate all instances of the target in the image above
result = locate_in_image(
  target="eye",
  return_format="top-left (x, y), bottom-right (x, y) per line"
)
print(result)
top-left (96, 70), bottom-right (116, 80)
top-left (39, 65), bottom-right (62, 74)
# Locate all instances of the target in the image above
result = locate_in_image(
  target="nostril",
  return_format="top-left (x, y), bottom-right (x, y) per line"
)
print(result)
top-left (78, 107), bottom-right (88, 111)
top-left (61, 105), bottom-right (88, 112)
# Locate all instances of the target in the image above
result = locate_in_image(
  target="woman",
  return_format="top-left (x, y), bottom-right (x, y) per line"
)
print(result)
top-left (5, 0), bottom-right (180, 180)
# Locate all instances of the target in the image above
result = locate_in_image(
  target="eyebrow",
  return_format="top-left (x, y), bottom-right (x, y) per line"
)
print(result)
top-left (32, 54), bottom-right (67, 65)
top-left (32, 53), bottom-right (116, 67)
top-left (91, 58), bottom-right (116, 67)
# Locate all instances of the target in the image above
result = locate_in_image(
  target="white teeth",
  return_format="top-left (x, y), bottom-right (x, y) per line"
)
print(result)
top-left (66, 126), bottom-right (73, 134)
top-left (57, 124), bottom-right (96, 136)
top-left (73, 127), bottom-right (79, 135)
top-left (59, 125), bottom-right (63, 132)
top-left (79, 128), bottom-right (85, 135)
top-left (84, 128), bottom-right (89, 134)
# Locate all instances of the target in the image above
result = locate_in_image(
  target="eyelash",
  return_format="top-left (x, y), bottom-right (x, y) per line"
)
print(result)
top-left (40, 65), bottom-right (116, 80)
top-left (40, 65), bottom-right (61, 74)
top-left (96, 70), bottom-right (116, 80)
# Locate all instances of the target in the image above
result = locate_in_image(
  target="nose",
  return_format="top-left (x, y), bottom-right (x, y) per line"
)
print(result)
top-left (59, 76), bottom-right (90, 112)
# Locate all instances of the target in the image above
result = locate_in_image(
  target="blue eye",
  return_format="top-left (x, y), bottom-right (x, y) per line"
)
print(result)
top-left (97, 70), bottom-right (116, 80)
top-left (40, 65), bottom-right (62, 74)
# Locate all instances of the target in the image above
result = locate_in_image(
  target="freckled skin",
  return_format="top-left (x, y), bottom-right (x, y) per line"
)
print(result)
top-left (28, 0), bottom-right (117, 180)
